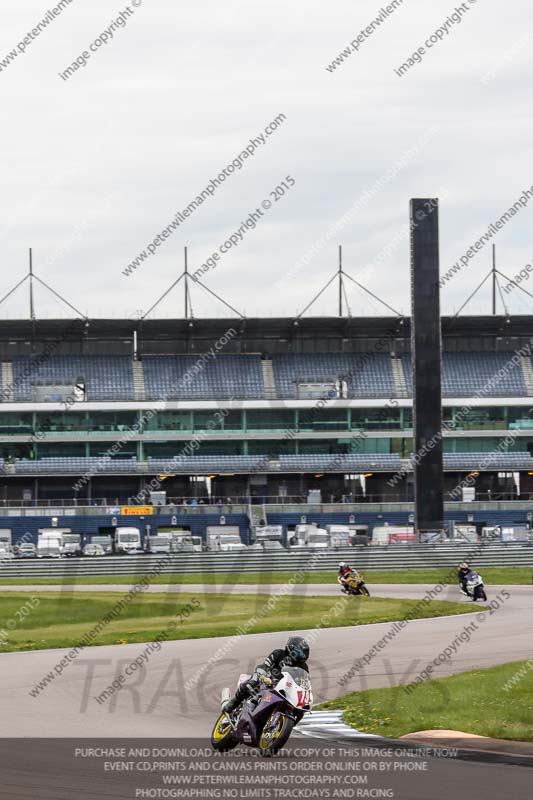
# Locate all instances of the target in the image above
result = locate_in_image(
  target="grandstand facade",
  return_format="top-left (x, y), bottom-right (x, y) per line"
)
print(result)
top-left (0, 315), bottom-right (532, 520)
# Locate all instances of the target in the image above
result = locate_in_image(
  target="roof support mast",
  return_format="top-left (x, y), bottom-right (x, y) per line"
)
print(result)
top-left (338, 245), bottom-right (343, 317)
top-left (29, 248), bottom-right (35, 320)
top-left (184, 246), bottom-right (190, 319)
top-left (492, 244), bottom-right (496, 315)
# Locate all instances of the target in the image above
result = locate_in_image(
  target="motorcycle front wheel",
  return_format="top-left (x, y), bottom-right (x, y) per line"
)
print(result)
top-left (474, 586), bottom-right (487, 602)
top-left (358, 585), bottom-right (370, 596)
top-left (211, 712), bottom-right (239, 751)
top-left (258, 712), bottom-right (294, 755)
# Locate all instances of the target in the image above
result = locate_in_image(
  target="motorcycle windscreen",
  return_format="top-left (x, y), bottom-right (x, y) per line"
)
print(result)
top-left (277, 667), bottom-right (313, 708)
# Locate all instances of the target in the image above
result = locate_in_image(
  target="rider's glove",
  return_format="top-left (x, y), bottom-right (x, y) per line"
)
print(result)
top-left (254, 669), bottom-right (272, 685)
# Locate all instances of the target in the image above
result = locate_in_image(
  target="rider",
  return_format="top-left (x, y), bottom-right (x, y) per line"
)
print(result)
top-left (222, 636), bottom-right (310, 714)
top-left (457, 562), bottom-right (472, 593)
top-left (337, 561), bottom-right (355, 593)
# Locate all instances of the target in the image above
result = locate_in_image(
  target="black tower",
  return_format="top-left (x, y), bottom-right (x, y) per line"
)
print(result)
top-left (410, 198), bottom-right (444, 532)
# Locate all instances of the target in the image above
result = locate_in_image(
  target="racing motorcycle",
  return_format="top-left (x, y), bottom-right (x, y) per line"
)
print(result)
top-left (343, 571), bottom-right (370, 597)
top-left (211, 667), bottom-right (313, 755)
top-left (461, 570), bottom-right (487, 602)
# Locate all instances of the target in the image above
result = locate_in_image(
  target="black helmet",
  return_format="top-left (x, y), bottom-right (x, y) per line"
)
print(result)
top-left (286, 636), bottom-right (309, 664)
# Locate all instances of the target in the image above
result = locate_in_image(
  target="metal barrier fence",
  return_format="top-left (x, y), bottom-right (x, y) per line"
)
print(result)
top-left (1, 543), bottom-right (532, 578)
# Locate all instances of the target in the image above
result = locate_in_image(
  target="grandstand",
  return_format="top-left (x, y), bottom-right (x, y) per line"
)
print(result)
top-left (0, 314), bottom-right (532, 543)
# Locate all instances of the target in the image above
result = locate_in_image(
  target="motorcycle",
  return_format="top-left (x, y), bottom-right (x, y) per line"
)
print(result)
top-left (211, 667), bottom-right (313, 755)
top-left (461, 570), bottom-right (487, 602)
top-left (343, 571), bottom-right (370, 597)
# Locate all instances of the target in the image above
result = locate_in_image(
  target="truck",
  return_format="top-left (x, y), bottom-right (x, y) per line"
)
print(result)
top-left (115, 527), bottom-right (142, 554)
top-left (371, 525), bottom-right (415, 546)
top-left (251, 525), bottom-right (284, 551)
top-left (326, 525), bottom-right (351, 548)
top-left (482, 525), bottom-right (528, 542)
top-left (61, 533), bottom-right (82, 557)
top-left (90, 535), bottom-right (113, 554)
top-left (206, 526), bottom-right (246, 551)
top-left (290, 524), bottom-right (329, 549)
top-left (169, 533), bottom-right (203, 552)
top-left (347, 524), bottom-right (369, 546)
top-left (452, 525), bottom-right (478, 543)
top-left (145, 535), bottom-right (171, 554)
top-left (37, 533), bottom-right (62, 558)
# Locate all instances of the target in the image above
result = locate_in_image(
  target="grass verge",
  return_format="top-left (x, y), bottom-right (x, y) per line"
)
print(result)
top-left (320, 660), bottom-right (533, 741)
top-left (0, 592), bottom-right (475, 652)
top-left (0, 567), bottom-right (530, 586)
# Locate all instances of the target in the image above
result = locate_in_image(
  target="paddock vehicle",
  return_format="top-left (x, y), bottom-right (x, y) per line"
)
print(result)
top-left (14, 543), bottom-right (36, 558)
top-left (145, 535), bottom-right (171, 554)
top-left (90, 535), bottom-right (113, 554)
top-left (83, 543), bottom-right (106, 557)
top-left (61, 533), bottom-right (82, 557)
top-left (343, 571), bottom-right (370, 596)
top-left (37, 544), bottom-right (62, 559)
top-left (372, 525), bottom-right (415, 545)
top-left (290, 524), bottom-right (328, 549)
top-left (206, 529), bottom-right (246, 551)
top-left (0, 543), bottom-right (14, 560)
top-left (212, 667), bottom-right (313, 755)
top-left (37, 535), bottom-right (62, 559)
top-left (166, 532), bottom-right (203, 552)
top-left (462, 570), bottom-right (487, 602)
top-left (115, 527), bottom-right (142, 554)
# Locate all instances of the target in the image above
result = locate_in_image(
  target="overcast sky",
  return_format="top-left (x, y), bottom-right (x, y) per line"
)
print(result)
top-left (1, 0), bottom-right (532, 320)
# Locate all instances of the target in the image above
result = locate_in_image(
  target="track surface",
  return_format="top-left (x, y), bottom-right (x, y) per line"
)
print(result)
top-left (0, 584), bottom-right (531, 738)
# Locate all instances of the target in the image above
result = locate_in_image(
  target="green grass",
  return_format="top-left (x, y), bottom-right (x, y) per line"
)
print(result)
top-left (0, 591), bottom-right (475, 652)
top-left (0, 567), bottom-right (530, 586)
top-left (320, 660), bottom-right (533, 741)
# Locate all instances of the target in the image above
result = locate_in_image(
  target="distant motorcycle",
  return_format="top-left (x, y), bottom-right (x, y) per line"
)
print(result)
top-left (343, 571), bottom-right (370, 597)
top-left (211, 667), bottom-right (313, 755)
top-left (461, 570), bottom-right (487, 602)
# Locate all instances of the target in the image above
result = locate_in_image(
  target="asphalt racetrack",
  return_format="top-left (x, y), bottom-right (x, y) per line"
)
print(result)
top-left (1, 583), bottom-right (531, 738)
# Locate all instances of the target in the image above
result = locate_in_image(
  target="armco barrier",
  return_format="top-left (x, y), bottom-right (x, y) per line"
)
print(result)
top-left (0, 544), bottom-right (532, 579)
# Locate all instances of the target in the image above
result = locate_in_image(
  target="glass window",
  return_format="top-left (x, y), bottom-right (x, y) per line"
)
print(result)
top-left (246, 410), bottom-right (295, 431)
top-left (193, 410), bottom-right (242, 432)
top-left (88, 442), bottom-right (136, 459)
top-left (298, 408), bottom-right (348, 432)
top-left (144, 411), bottom-right (192, 432)
top-left (0, 413), bottom-right (32, 434)
top-left (248, 439), bottom-right (296, 456)
top-left (351, 408), bottom-right (401, 430)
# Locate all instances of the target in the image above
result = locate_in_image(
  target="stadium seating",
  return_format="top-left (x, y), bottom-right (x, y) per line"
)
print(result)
top-left (0, 352), bottom-right (529, 401)
top-left (443, 452), bottom-right (533, 470)
top-left (142, 355), bottom-right (264, 400)
top-left (10, 356), bottom-right (134, 401)
top-left (146, 455), bottom-right (269, 472)
top-left (278, 454), bottom-right (403, 470)
top-left (8, 451), bottom-right (533, 474)
top-left (402, 353), bottom-right (526, 397)
top-left (13, 456), bottom-right (138, 474)
top-left (271, 354), bottom-right (395, 398)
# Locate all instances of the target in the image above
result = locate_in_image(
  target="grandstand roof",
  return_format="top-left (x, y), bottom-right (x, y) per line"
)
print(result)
top-left (0, 314), bottom-right (532, 356)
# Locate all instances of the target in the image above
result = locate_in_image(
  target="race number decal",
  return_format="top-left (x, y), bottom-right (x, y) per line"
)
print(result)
top-left (296, 689), bottom-right (312, 707)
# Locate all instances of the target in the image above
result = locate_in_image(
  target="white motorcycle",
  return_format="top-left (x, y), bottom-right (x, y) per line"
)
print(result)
top-left (212, 667), bottom-right (313, 754)
top-left (461, 570), bottom-right (487, 602)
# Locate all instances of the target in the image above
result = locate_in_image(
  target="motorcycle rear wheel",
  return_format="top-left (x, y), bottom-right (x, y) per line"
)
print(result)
top-left (258, 712), bottom-right (294, 755)
top-left (211, 712), bottom-right (239, 751)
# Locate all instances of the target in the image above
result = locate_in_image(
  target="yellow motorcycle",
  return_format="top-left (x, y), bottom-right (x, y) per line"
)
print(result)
top-left (343, 571), bottom-right (370, 597)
